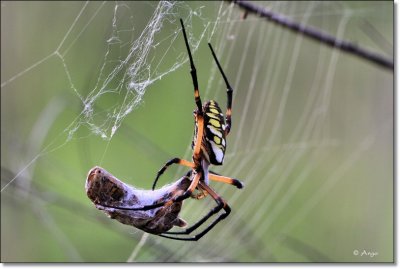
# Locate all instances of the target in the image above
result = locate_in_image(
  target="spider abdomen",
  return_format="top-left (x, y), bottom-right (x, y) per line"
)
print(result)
top-left (202, 100), bottom-right (226, 165)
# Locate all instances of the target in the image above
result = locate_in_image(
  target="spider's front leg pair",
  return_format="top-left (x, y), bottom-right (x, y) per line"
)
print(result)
top-left (151, 18), bottom-right (242, 192)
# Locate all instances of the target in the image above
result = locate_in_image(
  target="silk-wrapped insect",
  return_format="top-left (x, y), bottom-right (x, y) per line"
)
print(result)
top-left (86, 166), bottom-right (189, 235)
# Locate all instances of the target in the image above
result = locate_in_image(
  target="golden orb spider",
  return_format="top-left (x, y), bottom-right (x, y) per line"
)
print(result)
top-left (92, 19), bottom-right (243, 241)
top-left (149, 18), bottom-right (244, 240)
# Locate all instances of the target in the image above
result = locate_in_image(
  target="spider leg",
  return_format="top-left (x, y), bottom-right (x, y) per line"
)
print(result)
top-left (192, 113), bottom-right (204, 164)
top-left (153, 19), bottom-right (206, 191)
top-left (152, 158), bottom-right (195, 190)
top-left (152, 162), bottom-right (244, 190)
top-left (180, 18), bottom-right (202, 112)
top-left (158, 181), bottom-right (231, 241)
top-left (209, 172), bottom-right (244, 189)
top-left (161, 186), bottom-right (223, 235)
top-left (208, 43), bottom-right (233, 136)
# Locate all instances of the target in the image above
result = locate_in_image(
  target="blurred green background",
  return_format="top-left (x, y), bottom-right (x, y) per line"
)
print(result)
top-left (1, 1), bottom-right (393, 262)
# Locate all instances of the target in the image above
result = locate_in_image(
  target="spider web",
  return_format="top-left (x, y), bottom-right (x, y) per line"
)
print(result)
top-left (1, 1), bottom-right (393, 263)
top-left (1, 1), bottom-right (215, 192)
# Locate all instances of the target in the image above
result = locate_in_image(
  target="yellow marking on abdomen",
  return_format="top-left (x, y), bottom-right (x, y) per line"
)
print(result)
top-left (209, 119), bottom-right (221, 128)
top-left (206, 112), bottom-right (220, 120)
top-left (209, 108), bottom-right (219, 114)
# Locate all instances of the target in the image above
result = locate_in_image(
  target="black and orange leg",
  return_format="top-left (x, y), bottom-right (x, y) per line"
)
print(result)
top-left (152, 161), bottom-right (244, 190)
top-left (181, 18), bottom-right (202, 112)
top-left (159, 181), bottom-right (231, 241)
top-left (209, 171), bottom-right (244, 189)
top-left (151, 110), bottom-right (204, 190)
top-left (154, 19), bottom-right (205, 191)
top-left (208, 43), bottom-right (233, 136)
top-left (192, 113), bottom-right (204, 163)
top-left (152, 158), bottom-right (195, 190)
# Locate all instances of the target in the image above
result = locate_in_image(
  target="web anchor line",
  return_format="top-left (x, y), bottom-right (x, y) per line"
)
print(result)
top-left (229, 0), bottom-right (393, 71)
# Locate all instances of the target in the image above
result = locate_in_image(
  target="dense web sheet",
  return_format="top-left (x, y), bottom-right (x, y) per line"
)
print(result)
top-left (1, 1), bottom-right (393, 262)
top-left (67, 1), bottom-right (208, 141)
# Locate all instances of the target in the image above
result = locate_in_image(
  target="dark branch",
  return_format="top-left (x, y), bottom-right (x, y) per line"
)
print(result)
top-left (229, 0), bottom-right (393, 71)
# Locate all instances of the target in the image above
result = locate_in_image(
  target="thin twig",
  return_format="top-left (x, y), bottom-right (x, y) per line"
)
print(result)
top-left (229, 0), bottom-right (393, 71)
